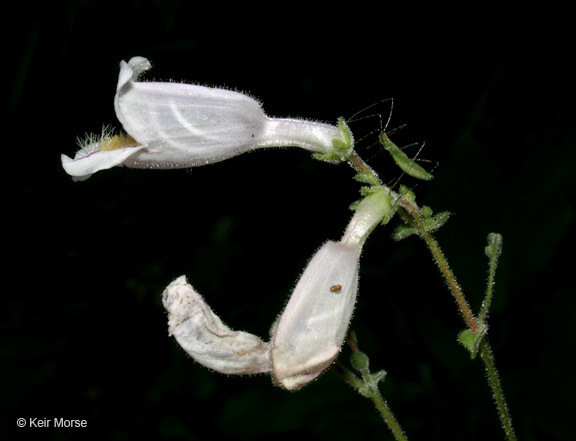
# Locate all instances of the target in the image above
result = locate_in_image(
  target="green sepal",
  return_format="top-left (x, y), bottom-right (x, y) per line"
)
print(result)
top-left (392, 224), bottom-right (418, 240)
top-left (353, 172), bottom-right (381, 187)
top-left (312, 152), bottom-right (345, 164)
top-left (349, 186), bottom-right (396, 227)
top-left (315, 117), bottom-right (354, 164)
top-left (422, 211), bottom-right (451, 233)
top-left (349, 199), bottom-right (361, 211)
top-left (363, 186), bottom-right (395, 225)
top-left (392, 210), bottom-right (451, 240)
top-left (336, 116), bottom-right (353, 149)
top-left (359, 185), bottom-right (390, 197)
top-left (360, 186), bottom-right (377, 196)
top-left (332, 139), bottom-right (348, 150)
top-left (458, 323), bottom-right (488, 359)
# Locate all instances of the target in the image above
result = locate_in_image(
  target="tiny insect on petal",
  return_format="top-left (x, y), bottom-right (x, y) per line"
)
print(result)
top-left (271, 189), bottom-right (394, 390)
top-left (271, 241), bottom-right (360, 390)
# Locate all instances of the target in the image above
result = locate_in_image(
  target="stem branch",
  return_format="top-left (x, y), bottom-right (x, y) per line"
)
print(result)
top-left (405, 206), bottom-right (479, 333)
top-left (334, 364), bottom-right (409, 441)
top-left (344, 149), bottom-right (517, 440)
top-left (403, 205), bottom-right (516, 440)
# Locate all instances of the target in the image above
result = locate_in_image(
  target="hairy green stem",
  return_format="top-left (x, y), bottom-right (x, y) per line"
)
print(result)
top-left (370, 387), bottom-right (408, 441)
top-left (399, 204), bottom-right (516, 440)
top-left (478, 233), bottom-right (502, 324)
top-left (399, 204), bottom-right (479, 333)
top-left (370, 387), bottom-right (409, 441)
top-left (347, 150), bottom-right (383, 186)
top-left (480, 340), bottom-right (517, 441)
top-left (345, 148), bottom-right (516, 440)
top-left (334, 364), bottom-right (409, 441)
top-left (402, 205), bottom-right (517, 440)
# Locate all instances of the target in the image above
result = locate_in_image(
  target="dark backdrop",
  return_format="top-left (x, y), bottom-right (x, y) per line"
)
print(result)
top-left (3, 2), bottom-right (575, 440)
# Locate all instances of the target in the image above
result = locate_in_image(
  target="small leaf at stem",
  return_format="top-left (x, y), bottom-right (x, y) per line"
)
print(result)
top-left (458, 324), bottom-right (488, 358)
top-left (368, 369), bottom-right (387, 385)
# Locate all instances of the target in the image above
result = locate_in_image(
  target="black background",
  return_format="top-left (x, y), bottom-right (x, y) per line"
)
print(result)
top-left (3, 1), bottom-right (575, 440)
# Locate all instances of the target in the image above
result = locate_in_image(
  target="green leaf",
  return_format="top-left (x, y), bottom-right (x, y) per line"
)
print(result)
top-left (368, 369), bottom-right (387, 385)
top-left (458, 324), bottom-right (488, 358)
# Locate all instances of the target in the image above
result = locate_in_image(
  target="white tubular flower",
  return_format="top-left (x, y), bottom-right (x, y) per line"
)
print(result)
top-left (162, 275), bottom-right (270, 375)
top-left (161, 190), bottom-right (392, 388)
top-left (271, 189), bottom-right (393, 390)
top-left (61, 56), bottom-right (351, 180)
top-left (270, 240), bottom-right (360, 390)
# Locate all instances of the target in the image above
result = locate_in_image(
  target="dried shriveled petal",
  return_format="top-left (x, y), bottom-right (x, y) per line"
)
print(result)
top-left (163, 276), bottom-right (271, 375)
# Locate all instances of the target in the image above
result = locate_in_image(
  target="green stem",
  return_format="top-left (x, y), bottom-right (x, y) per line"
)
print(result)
top-left (478, 263), bottom-right (496, 325)
top-left (405, 208), bottom-right (517, 440)
top-left (369, 387), bottom-right (409, 441)
top-left (480, 340), bottom-right (517, 441)
top-left (333, 364), bottom-right (409, 441)
top-left (400, 204), bottom-right (479, 333)
top-left (478, 233), bottom-right (502, 324)
top-left (347, 150), bottom-right (383, 186)
top-left (345, 149), bottom-right (517, 440)
top-left (404, 206), bottom-right (517, 440)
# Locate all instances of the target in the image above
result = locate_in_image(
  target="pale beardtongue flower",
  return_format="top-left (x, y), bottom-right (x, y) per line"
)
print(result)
top-left (162, 189), bottom-right (393, 390)
top-left (61, 56), bottom-right (352, 180)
